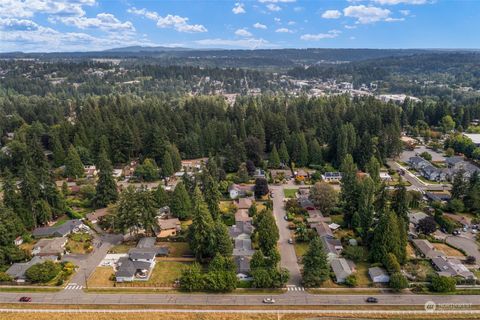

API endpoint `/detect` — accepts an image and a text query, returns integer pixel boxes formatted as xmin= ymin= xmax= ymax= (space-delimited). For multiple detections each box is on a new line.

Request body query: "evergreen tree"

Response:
xmin=302 ymin=237 xmax=329 ymax=287
xmin=255 ymin=209 xmax=279 ymax=256
xmin=94 ymin=150 xmax=118 ymax=208
xmin=155 ymin=186 xmax=170 ymax=208
xmin=370 ymin=210 xmax=406 ymax=265
xmin=203 ymin=172 xmax=221 ymax=220
xmin=162 ymin=150 xmax=174 ymax=178
xmin=340 ymin=154 xmax=358 ymax=227
xmin=308 ymin=139 xmax=323 ymax=166
xmin=188 ymin=187 xmax=215 ymax=261
xmin=213 ymin=219 xmax=233 ymax=257
xmin=268 ymin=145 xmax=280 ymax=169
xmin=451 ymin=169 xmax=467 ymax=200
xmin=278 ymin=140 xmax=289 ymax=165
xmin=170 ymin=182 xmax=192 ymax=220
xmin=64 ymin=145 xmax=84 ymax=178
xmin=365 ymin=156 xmax=381 ymax=187
xmin=357 ymin=176 xmax=375 ymax=240
xmin=51 ymin=134 xmax=64 ymax=168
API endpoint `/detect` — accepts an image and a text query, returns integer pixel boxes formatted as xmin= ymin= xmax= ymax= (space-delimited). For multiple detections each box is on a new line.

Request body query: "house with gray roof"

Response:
xmin=331 ymin=258 xmax=354 ymax=283
xmin=6 ymin=256 xmax=57 ymax=283
xmin=432 ymin=256 xmax=477 ymax=280
xmin=412 ymin=239 xmax=445 ymax=259
xmin=32 ymin=219 xmax=88 ymax=238
xmin=369 ymin=267 xmax=390 ymax=283
xmin=32 ymin=238 xmax=67 ymax=257
xmin=408 ymin=156 xmax=430 ymax=170
xmin=230 ymin=208 xmax=255 ymax=275
xmin=321 ymin=236 xmax=343 ymax=262
xmin=114 ymin=238 xmax=168 ymax=282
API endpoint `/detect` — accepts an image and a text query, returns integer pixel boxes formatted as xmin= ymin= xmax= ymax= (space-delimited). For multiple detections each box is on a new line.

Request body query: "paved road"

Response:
xmin=64 ymin=233 xmax=122 ymax=288
xmin=1 ymin=290 xmax=480 ymax=306
xmin=270 ymin=185 xmax=302 ymax=286
xmin=387 ymin=160 xmax=451 ymax=192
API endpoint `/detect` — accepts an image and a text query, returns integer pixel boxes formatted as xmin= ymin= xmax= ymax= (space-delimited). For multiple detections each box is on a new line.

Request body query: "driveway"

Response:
xmin=269 ymin=185 xmax=302 ymax=286
xmin=445 ymin=235 xmax=480 ymax=262
xmin=64 ymin=233 xmax=122 ymax=289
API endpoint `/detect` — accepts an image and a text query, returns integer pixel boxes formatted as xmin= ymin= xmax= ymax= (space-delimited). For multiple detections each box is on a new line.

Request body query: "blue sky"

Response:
xmin=0 ymin=0 xmax=478 ymax=52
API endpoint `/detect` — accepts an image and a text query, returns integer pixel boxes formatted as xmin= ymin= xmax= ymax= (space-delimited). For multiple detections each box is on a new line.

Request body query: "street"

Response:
xmin=270 ymin=184 xmax=302 ymax=286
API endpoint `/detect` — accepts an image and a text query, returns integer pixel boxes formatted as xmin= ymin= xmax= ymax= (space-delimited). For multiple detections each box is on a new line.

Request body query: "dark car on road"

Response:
xmin=366 ymin=297 xmax=378 ymax=303
xmin=19 ymin=297 xmax=31 ymax=302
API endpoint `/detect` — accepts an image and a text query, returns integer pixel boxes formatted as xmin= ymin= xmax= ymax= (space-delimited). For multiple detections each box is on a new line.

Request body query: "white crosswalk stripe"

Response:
xmin=286 ymin=286 xmax=304 ymax=292
xmin=64 ymin=284 xmax=83 ymax=290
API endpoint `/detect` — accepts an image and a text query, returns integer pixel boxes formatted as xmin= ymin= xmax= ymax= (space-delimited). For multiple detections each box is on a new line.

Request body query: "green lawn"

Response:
xmin=108 ymin=242 xmax=136 ymax=254
xmin=157 ymin=242 xmax=192 ymax=258
xmin=293 ymin=242 xmax=309 ymax=261
xmin=52 ymin=215 xmax=69 ymax=227
xmin=283 ymin=189 xmax=298 ymax=198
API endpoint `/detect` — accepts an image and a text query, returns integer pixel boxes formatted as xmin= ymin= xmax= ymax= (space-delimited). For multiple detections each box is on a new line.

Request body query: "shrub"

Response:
xmin=26 ymin=261 xmax=61 ymax=283
xmin=345 ymin=274 xmax=357 ymax=287
xmin=430 ymin=275 xmax=456 ymax=292
xmin=389 ymin=272 xmax=409 ymax=291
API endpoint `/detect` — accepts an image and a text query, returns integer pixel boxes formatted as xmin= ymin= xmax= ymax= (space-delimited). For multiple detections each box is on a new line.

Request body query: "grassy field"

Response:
xmin=0 ymin=287 xmax=61 ymax=293
xmin=108 ymin=242 xmax=136 ymax=254
xmin=116 ymin=261 xmax=191 ymax=288
xmin=293 ymin=242 xmax=308 ymax=260
xmin=87 ymin=267 xmax=115 ymax=287
xmin=283 ymin=189 xmax=298 ymax=198
xmin=353 ymin=263 xmax=372 ymax=287
xmin=432 ymin=243 xmax=465 ymax=258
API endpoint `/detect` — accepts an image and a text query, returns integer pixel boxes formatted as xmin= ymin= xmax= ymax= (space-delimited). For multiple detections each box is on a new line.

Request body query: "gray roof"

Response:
xmin=314 ymin=222 xmax=333 ymax=238
xmin=432 ymin=256 xmax=476 ymax=279
xmin=234 ymin=238 xmax=252 ymax=251
xmin=115 ymin=257 xmax=152 ymax=278
xmin=32 ymin=219 xmax=84 ymax=238
xmin=6 ymin=256 xmax=56 ymax=280
xmin=331 ymin=258 xmax=353 ymax=283
xmin=321 ymin=236 xmax=343 ymax=255
xmin=445 ymin=156 xmax=464 ymax=166
xmin=368 ymin=266 xmax=389 ymax=278
xmin=137 ymin=237 xmax=156 ymax=249
xmin=234 ymin=256 xmax=251 ymax=274
xmin=34 ymin=238 xmax=66 ymax=256
xmin=128 ymin=248 xmax=157 ymax=260
xmin=409 ymin=156 xmax=429 ymax=166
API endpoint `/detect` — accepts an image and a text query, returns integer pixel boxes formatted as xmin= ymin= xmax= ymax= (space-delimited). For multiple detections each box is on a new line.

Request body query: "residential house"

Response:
xmin=155 ymin=217 xmax=181 ymax=238
xmin=422 ymin=165 xmax=448 ymax=182
xmin=115 ymin=238 xmax=168 ymax=282
xmin=32 ymin=219 xmax=88 ymax=238
xmin=445 ymin=156 xmax=464 ymax=168
xmin=298 ymin=197 xmax=315 ymax=210
xmin=408 ymin=156 xmax=430 ymax=171
xmin=331 ymin=258 xmax=354 ymax=283
xmin=112 ymin=169 xmax=123 ymax=178
xmin=313 ymin=222 xmax=333 ymax=238
xmin=321 ymin=236 xmax=344 ymax=262
xmin=322 ymin=172 xmax=342 ymax=183
xmin=425 ymin=192 xmax=451 ymax=202
xmin=253 ymin=168 xmax=266 ymax=179
xmin=181 ymin=158 xmax=208 ymax=172
xmin=408 ymin=211 xmax=429 ymax=226
xmin=412 ymin=239 xmax=445 ymax=259
xmin=228 ymin=184 xmax=254 ymax=199
xmin=379 ymin=172 xmax=392 ymax=182
xmin=84 ymin=165 xmax=98 ymax=178
xmin=432 ymin=256 xmax=477 ymax=280
xmin=6 ymin=256 xmax=57 ymax=283
xmin=86 ymin=208 xmax=109 ymax=224
xmin=32 ymin=238 xmax=67 ymax=257
xmin=234 ymin=197 xmax=253 ymax=210
xmin=369 ymin=267 xmax=390 ymax=283
xmin=14 ymin=236 xmax=23 ymax=246
xmin=463 ymin=133 xmax=480 ymax=147
xmin=230 ymin=208 xmax=255 ymax=276
xmin=295 ymin=169 xmax=309 ymax=181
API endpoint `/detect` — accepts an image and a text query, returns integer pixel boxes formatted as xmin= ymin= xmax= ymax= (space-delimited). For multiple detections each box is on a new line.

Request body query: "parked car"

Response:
xmin=288 ymin=238 xmax=294 ymax=244
xmin=366 ymin=297 xmax=378 ymax=303
xmin=263 ymin=298 xmax=275 ymax=304
xmin=453 ymin=230 xmax=460 ymax=236
xmin=19 ymin=297 xmax=31 ymax=302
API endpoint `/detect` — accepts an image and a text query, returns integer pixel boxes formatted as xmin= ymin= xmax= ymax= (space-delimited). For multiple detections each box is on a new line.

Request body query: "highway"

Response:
xmin=1 ymin=290 xmax=480 ymax=306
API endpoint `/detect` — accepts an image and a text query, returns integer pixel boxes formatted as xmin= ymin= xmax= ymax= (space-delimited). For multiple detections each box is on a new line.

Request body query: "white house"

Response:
xmin=368 ymin=267 xmax=390 ymax=283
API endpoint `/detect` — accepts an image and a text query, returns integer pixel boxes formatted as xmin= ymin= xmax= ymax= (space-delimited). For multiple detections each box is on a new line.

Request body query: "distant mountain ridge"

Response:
xmin=103 ymin=46 xmax=193 ymax=52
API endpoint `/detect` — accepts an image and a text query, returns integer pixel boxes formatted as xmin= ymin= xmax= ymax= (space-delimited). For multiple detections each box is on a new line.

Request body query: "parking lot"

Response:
xmin=400 ymin=146 xmax=447 ymax=163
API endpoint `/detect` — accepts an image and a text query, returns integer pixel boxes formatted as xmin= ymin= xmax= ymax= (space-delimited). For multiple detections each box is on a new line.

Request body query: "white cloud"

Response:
xmin=194 ymin=37 xmax=271 ymax=49
xmin=293 ymin=6 xmax=304 ymax=12
xmin=322 ymin=10 xmax=342 ymax=19
xmin=275 ymin=27 xmax=293 ymax=33
xmin=52 ymin=13 xmax=134 ymax=32
xmin=300 ymin=30 xmax=341 ymax=41
xmin=235 ymin=28 xmax=252 ymax=37
xmin=343 ymin=5 xmax=391 ymax=24
xmin=266 ymin=4 xmax=281 ymax=11
xmin=0 ymin=17 xmax=152 ymax=52
xmin=129 ymin=7 xmax=207 ymax=33
xmin=0 ymin=0 xmax=95 ymax=18
xmin=274 ymin=17 xmax=281 ymax=22
xmin=253 ymin=22 xmax=267 ymax=29
xmin=373 ymin=0 xmax=428 ymax=5
xmin=232 ymin=3 xmax=246 ymax=14
xmin=385 ymin=17 xmax=405 ymax=22
xmin=287 ymin=20 xmax=296 ymax=25
xmin=400 ymin=9 xmax=410 ymax=16
xmin=344 ymin=25 xmax=357 ymax=29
